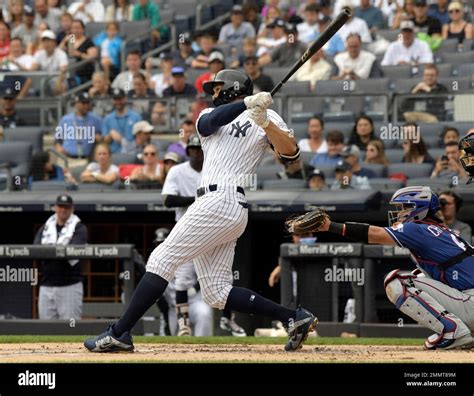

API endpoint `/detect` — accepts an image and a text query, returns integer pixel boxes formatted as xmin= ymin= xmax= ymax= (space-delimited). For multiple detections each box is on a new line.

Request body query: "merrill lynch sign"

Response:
xmin=57 ymin=246 xmax=120 ymax=257
xmin=288 ymin=244 xmax=356 ymax=256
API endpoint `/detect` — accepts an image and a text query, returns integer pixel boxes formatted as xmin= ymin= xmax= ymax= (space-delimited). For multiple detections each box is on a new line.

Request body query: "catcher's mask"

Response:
xmin=459 ymin=133 xmax=474 ymax=184
xmin=388 ymin=186 xmax=439 ymax=226
xmin=202 ymin=69 xmax=253 ymax=107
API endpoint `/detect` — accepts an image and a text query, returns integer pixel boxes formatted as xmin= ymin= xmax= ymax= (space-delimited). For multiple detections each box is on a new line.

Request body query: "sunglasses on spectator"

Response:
xmin=449 ymin=9 xmax=461 ymax=13
xmin=144 ymin=152 xmax=156 ymax=156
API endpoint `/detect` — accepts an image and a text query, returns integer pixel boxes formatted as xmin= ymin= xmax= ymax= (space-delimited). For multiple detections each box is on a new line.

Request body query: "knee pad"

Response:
xmin=383 ymin=269 xmax=415 ymax=306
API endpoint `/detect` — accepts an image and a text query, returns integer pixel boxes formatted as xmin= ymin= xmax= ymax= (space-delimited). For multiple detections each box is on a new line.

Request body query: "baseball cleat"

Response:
xmin=220 ymin=314 xmax=247 ymax=337
xmin=84 ymin=324 xmax=134 ymax=353
xmin=284 ymin=306 xmax=318 ymax=352
xmin=424 ymin=332 xmax=474 ymax=350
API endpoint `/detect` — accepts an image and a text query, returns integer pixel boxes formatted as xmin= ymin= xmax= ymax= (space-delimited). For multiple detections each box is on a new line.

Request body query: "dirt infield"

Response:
xmin=1 ymin=342 xmax=473 ymax=363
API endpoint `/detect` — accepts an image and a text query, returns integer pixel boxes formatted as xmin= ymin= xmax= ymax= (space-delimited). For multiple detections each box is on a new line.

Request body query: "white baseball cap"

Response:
xmin=132 ymin=121 xmax=154 ymax=135
xmin=41 ymin=30 xmax=57 ymax=41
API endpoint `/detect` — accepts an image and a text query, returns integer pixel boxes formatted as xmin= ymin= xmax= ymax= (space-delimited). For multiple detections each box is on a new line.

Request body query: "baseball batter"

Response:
xmin=288 ymin=186 xmax=474 ymax=350
xmin=85 ymin=69 xmax=318 ymax=352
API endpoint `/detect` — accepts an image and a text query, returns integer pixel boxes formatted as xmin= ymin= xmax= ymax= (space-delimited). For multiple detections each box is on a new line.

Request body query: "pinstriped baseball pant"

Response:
xmin=147 ymin=186 xmax=248 ymax=309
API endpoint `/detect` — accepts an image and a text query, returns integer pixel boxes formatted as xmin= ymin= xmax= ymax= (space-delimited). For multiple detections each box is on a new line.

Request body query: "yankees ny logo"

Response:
xmin=229 ymin=120 xmax=252 ymax=138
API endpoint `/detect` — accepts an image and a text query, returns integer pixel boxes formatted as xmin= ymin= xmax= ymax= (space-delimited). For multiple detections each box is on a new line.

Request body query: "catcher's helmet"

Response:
xmin=202 ymin=69 xmax=253 ymax=107
xmin=186 ymin=134 xmax=201 ymax=156
xmin=154 ymin=227 xmax=170 ymax=244
xmin=388 ymin=186 xmax=440 ymax=226
xmin=459 ymin=133 xmax=474 ymax=184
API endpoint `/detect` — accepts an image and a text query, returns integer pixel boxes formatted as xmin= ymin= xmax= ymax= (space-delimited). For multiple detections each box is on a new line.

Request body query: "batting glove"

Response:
xmin=244 ymin=92 xmax=273 ymax=109
xmin=248 ymin=106 xmax=270 ymax=128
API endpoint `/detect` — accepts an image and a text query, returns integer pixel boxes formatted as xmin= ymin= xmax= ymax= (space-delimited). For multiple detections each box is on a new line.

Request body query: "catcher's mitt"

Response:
xmin=285 ymin=208 xmax=329 ymax=234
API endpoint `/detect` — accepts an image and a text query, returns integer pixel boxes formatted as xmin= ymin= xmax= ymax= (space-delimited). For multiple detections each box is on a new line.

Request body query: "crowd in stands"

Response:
xmin=0 ymin=0 xmax=473 ymax=192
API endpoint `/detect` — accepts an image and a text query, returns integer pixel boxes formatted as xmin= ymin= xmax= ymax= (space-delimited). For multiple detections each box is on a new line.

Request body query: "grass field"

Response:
xmin=2 ymin=335 xmax=473 ymax=363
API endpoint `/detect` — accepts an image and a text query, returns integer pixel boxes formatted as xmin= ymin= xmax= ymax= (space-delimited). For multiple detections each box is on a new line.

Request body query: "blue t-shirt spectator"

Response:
xmin=428 ymin=4 xmax=450 ymax=25
xmin=354 ymin=5 xmax=385 ymax=30
xmin=103 ymin=108 xmax=142 ymax=153
xmin=93 ymin=31 xmax=124 ymax=70
xmin=310 ymin=153 xmax=343 ymax=167
xmin=57 ymin=112 xmax=103 ymax=157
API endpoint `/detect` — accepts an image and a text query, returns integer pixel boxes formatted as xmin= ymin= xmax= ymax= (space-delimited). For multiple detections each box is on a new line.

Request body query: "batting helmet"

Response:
xmin=388 ymin=186 xmax=440 ymax=226
xmin=154 ymin=227 xmax=170 ymax=244
xmin=202 ymin=69 xmax=253 ymax=107
xmin=459 ymin=133 xmax=474 ymax=184
xmin=186 ymin=134 xmax=201 ymax=156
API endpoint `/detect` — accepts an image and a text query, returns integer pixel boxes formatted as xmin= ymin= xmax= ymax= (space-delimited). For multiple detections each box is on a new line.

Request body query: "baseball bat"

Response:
xmin=270 ymin=7 xmax=352 ymax=96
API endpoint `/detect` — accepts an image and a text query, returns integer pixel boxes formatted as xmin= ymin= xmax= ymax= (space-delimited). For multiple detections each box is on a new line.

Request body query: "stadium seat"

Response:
xmin=388 ymin=163 xmax=433 ymax=178
xmin=377 ymin=29 xmax=399 ymax=42
xmin=291 ymin=122 xmax=309 ymax=140
xmin=355 ymin=78 xmax=390 ymax=94
xmin=437 ymin=76 xmax=472 ymax=92
xmin=439 ymin=51 xmax=474 ymax=66
xmin=264 ymin=67 xmax=288 ymax=83
xmin=172 ymin=0 xmax=199 ymax=16
xmin=0 ymin=142 xmax=32 ymax=177
xmin=457 ymin=64 xmax=474 ymax=77
xmin=415 ymin=63 xmax=453 ymax=77
xmin=322 ymin=111 xmax=355 ymax=123
xmin=185 ymin=68 xmax=203 ymax=85
xmin=85 ymin=22 xmax=107 ymax=39
xmin=256 ymin=164 xmax=284 ymax=183
xmin=30 ymin=181 xmax=69 ymax=191
xmin=384 ymin=149 xmax=404 ymax=163
xmin=428 ymin=148 xmax=445 ymax=161
xmin=315 ymin=80 xmax=350 ymax=95
xmin=3 ymin=128 xmax=44 ymax=154
xmin=362 ymin=163 xmax=387 ymax=177
xmin=78 ymin=182 xmax=122 ymax=191
xmin=120 ymin=21 xmax=151 ymax=40
xmin=381 ymin=65 xmax=413 ymax=80
xmin=112 ymin=153 xmax=138 ymax=165
xmin=280 ymin=81 xmax=311 ymax=95
xmin=367 ymin=178 xmax=404 ymax=191
xmin=393 ymin=78 xmax=420 ymax=94
xmin=437 ymin=39 xmax=460 ymax=54
xmin=262 ymin=179 xmax=307 ymax=190
xmin=445 ymin=122 xmax=473 ymax=134
xmin=160 ymin=8 xmax=176 ymax=24
xmin=406 ymin=177 xmax=452 ymax=190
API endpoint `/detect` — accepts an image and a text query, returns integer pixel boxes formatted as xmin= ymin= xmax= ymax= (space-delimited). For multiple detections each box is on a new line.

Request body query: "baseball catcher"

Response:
xmin=286 ymin=186 xmax=474 ymax=350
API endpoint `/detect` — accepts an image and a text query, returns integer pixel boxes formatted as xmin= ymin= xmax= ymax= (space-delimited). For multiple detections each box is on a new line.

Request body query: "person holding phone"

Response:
xmin=431 ymin=141 xmax=467 ymax=180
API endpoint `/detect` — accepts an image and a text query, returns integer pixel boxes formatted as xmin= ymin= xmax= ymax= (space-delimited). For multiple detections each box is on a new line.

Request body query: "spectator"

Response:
xmin=105 ymin=0 xmax=133 ymax=23
xmin=243 ymin=2 xmax=262 ymax=33
xmin=355 ymin=0 xmax=385 ymax=31
xmin=34 ymin=0 xmax=61 ymax=33
xmin=431 ymin=141 xmax=467 ymax=180
xmin=80 ymin=143 xmax=120 ymax=184
xmin=102 ymin=88 xmax=142 ymax=153
xmin=333 ymin=33 xmax=376 ymax=80
xmin=191 ymin=33 xmax=220 ymax=69
xmin=7 ymin=0 xmax=24 ymax=30
xmin=403 ymin=63 xmax=448 ymax=123
xmin=147 ymin=52 xmax=173 ymax=97
xmin=68 ymin=0 xmax=105 ymax=24
xmin=243 ymin=55 xmax=274 ymax=93
xmin=319 ymin=0 xmax=333 ymax=18
xmin=341 ymin=144 xmax=378 ymax=178
xmin=332 ymin=159 xmax=371 ymax=189
xmin=296 ymin=4 xmax=320 ymax=44
xmin=298 ymin=115 xmax=328 ymax=153
xmin=261 ymin=0 xmax=282 ymax=18
xmin=218 ymin=5 xmax=255 ymax=47
xmin=150 ymin=101 xmax=168 ymax=131
xmin=391 ymin=0 xmax=415 ymax=29
xmin=381 ymin=20 xmax=433 ymax=66
xmin=412 ymin=0 xmax=442 ymax=37
xmin=365 ymin=139 xmax=389 ymax=166
xmin=167 ymin=119 xmax=195 ymax=158
xmin=62 ymin=19 xmax=98 ymax=84
xmin=257 ymin=17 xmax=287 ymax=56
xmin=0 ymin=88 xmax=25 ymax=127
xmin=402 ymin=131 xmax=434 ymax=164
xmin=259 ymin=24 xmax=307 ymax=67
xmin=230 ymin=37 xmax=257 ymax=68
xmin=440 ymin=127 xmax=460 ymax=147
xmin=162 ymin=67 xmax=197 ymax=97
xmin=123 ymin=120 xmax=153 ymax=156
xmin=428 ymin=0 xmax=449 ymax=26
xmin=348 ymin=115 xmax=376 ymax=150
xmin=277 ymin=158 xmax=313 ymax=180
xmin=439 ymin=191 xmax=472 ymax=240
xmin=132 ymin=0 xmax=166 ymax=45
xmin=55 ymin=92 xmax=102 ymax=160
xmin=195 ymin=51 xmax=225 ymax=94
xmin=34 ymin=194 xmax=87 ymax=320
xmin=93 ymin=21 xmax=123 ymax=82
xmin=161 ymin=151 xmax=180 ymax=183
xmin=111 ymin=50 xmax=145 ymax=92
xmin=4 ymin=36 xmax=34 ymax=71
xmin=307 ymin=168 xmax=327 ymax=191
xmin=11 ymin=5 xmax=38 ymax=53
xmin=171 ymin=33 xmax=195 ymax=69
xmin=310 ymin=130 xmax=345 ymax=167
xmin=257 ymin=4 xmax=281 ymax=38
xmin=0 ymin=20 xmax=11 ymax=61
xmin=31 ymin=30 xmax=68 ymax=95
xmin=88 ymin=71 xmax=113 ymax=117
xmin=30 ymin=151 xmax=67 ymax=182
xmin=128 ymin=71 xmax=156 ymax=115
xmin=130 ymin=142 xmax=162 ymax=183
xmin=317 ymin=15 xmax=345 ymax=56
xmin=338 ymin=5 xmax=372 ymax=43
xmin=56 ymin=12 xmax=73 ymax=46
xmin=290 ymin=49 xmax=331 ymax=90
xmin=442 ymin=2 xmax=473 ymax=45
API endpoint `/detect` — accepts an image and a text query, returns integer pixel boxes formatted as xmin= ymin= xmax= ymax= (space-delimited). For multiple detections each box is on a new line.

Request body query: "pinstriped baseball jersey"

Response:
xmin=162 ymin=161 xmax=201 ymax=221
xmin=196 ymin=107 xmax=291 ymax=187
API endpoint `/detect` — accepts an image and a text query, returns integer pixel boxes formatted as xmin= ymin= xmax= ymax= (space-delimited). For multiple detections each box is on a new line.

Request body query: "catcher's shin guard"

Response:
xmin=384 ymin=269 xmax=470 ymax=340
